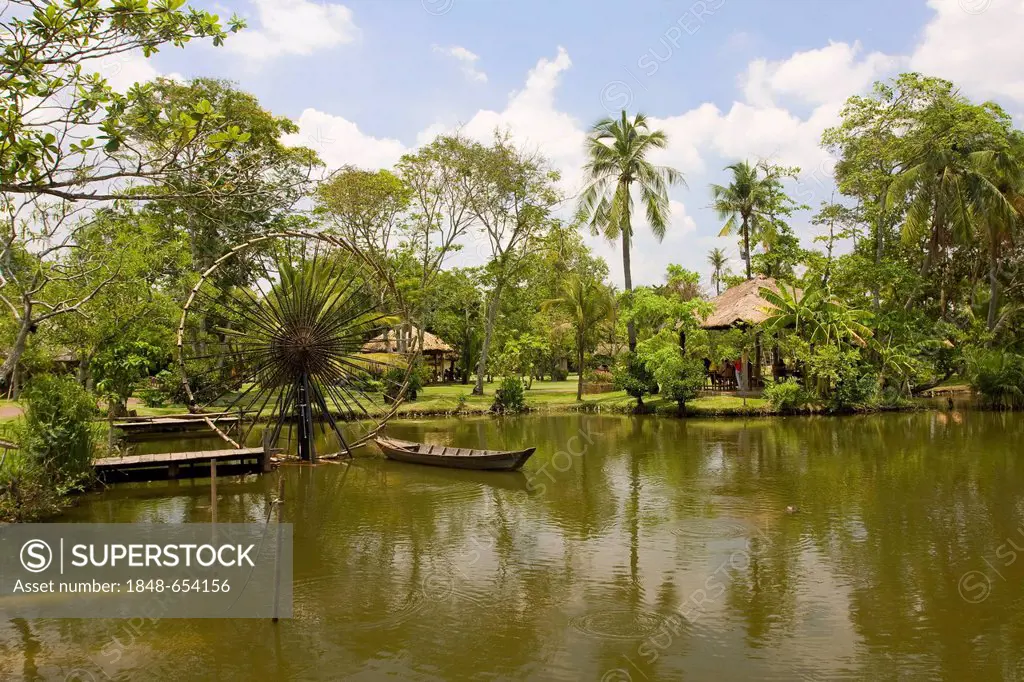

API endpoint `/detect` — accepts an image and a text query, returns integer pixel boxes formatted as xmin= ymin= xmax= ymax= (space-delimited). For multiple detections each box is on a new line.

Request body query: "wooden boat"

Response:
xmin=374 ymin=437 xmax=535 ymax=471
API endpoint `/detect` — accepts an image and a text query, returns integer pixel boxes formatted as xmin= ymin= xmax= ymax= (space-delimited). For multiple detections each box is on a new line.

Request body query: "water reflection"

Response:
xmin=1 ymin=411 xmax=1023 ymax=680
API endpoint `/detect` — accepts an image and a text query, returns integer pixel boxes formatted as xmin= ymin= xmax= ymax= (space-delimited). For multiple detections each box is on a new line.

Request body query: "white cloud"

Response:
xmin=87 ymin=53 xmax=160 ymax=92
xmin=458 ymin=47 xmax=587 ymax=192
xmin=910 ymin=0 xmax=1024 ymax=107
xmin=227 ymin=0 xmax=359 ymax=61
xmin=742 ymin=41 xmax=901 ymax=108
xmin=433 ymin=45 xmax=488 ymax=83
xmin=286 ymin=47 xmax=583 ymax=180
xmin=282 ymin=0 xmax=1024 ymax=283
xmin=283 ymin=109 xmax=407 ymax=170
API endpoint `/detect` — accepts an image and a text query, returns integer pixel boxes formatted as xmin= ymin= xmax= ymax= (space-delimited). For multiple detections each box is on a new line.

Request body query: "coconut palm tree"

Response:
xmin=544 ymin=273 xmax=614 ymax=401
xmin=710 ymin=161 xmax=773 ymax=280
xmin=969 ymin=144 xmax=1024 ymax=330
xmin=888 ymin=139 xmax=1021 ymax=319
xmin=707 ymin=247 xmax=729 ymax=295
xmin=577 ymin=111 xmax=685 ymax=351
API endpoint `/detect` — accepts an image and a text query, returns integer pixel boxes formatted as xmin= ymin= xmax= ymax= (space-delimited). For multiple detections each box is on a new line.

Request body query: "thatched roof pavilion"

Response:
xmin=361 ymin=326 xmax=455 ymax=356
xmin=699 ymin=276 xmax=795 ymax=330
xmin=362 ymin=326 xmax=459 ymax=382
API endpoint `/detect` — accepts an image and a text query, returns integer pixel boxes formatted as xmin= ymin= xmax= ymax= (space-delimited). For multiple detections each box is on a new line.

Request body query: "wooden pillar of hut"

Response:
xmin=754 ymin=332 xmax=762 ymax=386
xmin=740 ymin=348 xmax=750 ymax=392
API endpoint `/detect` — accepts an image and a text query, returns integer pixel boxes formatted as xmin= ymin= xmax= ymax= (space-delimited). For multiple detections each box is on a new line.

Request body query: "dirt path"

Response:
xmin=0 ymin=403 xmax=23 ymax=420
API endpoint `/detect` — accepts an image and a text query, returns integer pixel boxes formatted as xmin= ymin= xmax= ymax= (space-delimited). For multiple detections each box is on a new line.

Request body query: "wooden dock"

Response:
xmin=112 ymin=412 xmax=244 ymax=438
xmin=94 ymin=446 xmax=271 ymax=482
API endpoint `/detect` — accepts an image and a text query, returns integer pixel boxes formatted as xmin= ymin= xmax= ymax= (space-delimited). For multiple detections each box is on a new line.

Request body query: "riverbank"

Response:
xmin=0 ymin=377 xmax=964 ymax=426
xmin=390 ymin=381 xmax=772 ymax=417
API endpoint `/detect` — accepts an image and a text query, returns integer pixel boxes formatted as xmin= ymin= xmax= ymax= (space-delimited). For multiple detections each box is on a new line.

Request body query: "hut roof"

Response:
xmin=699 ymin=276 xmax=796 ymax=330
xmin=361 ymin=326 xmax=455 ymax=355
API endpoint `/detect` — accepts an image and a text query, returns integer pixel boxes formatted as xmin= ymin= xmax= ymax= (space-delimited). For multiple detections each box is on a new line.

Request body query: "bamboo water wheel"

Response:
xmin=177 ymin=231 xmax=417 ymax=461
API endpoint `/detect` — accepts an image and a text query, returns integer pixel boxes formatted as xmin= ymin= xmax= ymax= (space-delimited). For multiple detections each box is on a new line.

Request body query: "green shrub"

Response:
xmin=92 ymin=341 xmax=163 ymax=417
xmin=803 ymin=345 xmax=878 ymax=412
xmin=764 ymin=378 xmax=812 ymax=413
xmin=879 ymin=385 xmax=912 ymax=409
xmin=0 ymin=459 xmax=64 ymax=522
xmin=18 ymin=374 xmax=98 ymax=479
xmin=830 ymin=365 xmax=879 ymax=411
xmin=138 ymin=369 xmax=176 ymax=407
xmin=551 ymin=365 xmax=568 ymax=382
xmin=968 ymin=350 xmax=1024 ymax=409
xmin=383 ymin=363 xmax=423 ymax=402
xmin=613 ymin=352 xmax=658 ymax=409
xmin=491 ymin=376 xmax=526 ymax=414
xmin=1 ymin=375 xmax=100 ymax=520
xmin=647 ymin=349 xmax=704 ymax=415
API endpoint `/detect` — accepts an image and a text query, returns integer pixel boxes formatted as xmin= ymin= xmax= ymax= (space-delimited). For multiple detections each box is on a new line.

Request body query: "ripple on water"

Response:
xmin=569 ymin=610 xmax=666 ymax=640
xmin=404 ymin=482 xmax=482 ymax=506
xmin=669 ymin=518 xmax=754 ymax=542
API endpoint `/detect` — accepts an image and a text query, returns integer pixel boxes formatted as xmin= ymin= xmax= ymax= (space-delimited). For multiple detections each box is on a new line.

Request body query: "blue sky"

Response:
xmin=113 ymin=0 xmax=1024 ymax=288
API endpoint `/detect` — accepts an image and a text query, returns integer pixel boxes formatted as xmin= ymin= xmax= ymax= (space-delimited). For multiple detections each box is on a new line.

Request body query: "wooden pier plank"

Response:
xmin=94 ymin=447 xmax=266 ymax=471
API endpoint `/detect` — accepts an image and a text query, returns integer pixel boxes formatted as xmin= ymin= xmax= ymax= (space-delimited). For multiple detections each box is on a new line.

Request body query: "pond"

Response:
xmin=3 ymin=410 xmax=1024 ymax=680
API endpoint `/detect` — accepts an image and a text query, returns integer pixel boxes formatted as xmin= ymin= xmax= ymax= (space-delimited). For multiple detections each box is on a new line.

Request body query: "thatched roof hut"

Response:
xmin=699 ymin=276 xmax=796 ymax=330
xmin=361 ymin=326 xmax=456 ymax=357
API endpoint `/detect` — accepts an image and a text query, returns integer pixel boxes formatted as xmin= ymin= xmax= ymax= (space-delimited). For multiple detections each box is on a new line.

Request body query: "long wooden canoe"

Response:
xmin=374 ymin=437 xmax=535 ymax=471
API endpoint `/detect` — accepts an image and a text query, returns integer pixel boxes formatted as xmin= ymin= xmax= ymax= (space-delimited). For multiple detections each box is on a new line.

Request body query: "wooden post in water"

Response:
xmin=210 ymin=458 xmax=217 ymax=524
xmin=272 ymin=474 xmax=285 ymax=624
xmin=262 ymin=430 xmax=273 ymax=473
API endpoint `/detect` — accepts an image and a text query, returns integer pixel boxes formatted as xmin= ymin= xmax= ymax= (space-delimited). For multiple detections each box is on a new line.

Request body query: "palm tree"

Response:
xmin=970 ymin=144 xmax=1024 ymax=330
xmin=544 ymin=273 xmax=614 ymax=401
xmin=760 ymin=282 xmax=873 ymax=348
xmin=888 ymin=140 xmax=1021 ymax=319
xmin=710 ymin=161 xmax=773 ymax=280
xmin=577 ymin=111 xmax=685 ymax=352
xmin=707 ymin=247 xmax=729 ymax=295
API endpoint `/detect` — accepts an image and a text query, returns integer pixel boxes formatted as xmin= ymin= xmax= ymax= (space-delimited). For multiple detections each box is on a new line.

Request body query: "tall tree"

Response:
xmin=455 ymin=133 xmax=562 ymax=395
xmin=973 ymin=139 xmax=1024 ymax=330
xmin=885 ymin=86 xmax=1018 ymax=317
xmin=141 ymin=78 xmax=320 ymax=280
xmin=1 ymin=1 xmax=244 ymax=202
xmin=392 ymin=135 xmax=480 ymax=351
xmin=707 ymin=247 xmax=729 ymax=296
xmin=577 ymin=111 xmax=685 ymax=352
xmin=710 ymin=160 xmax=773 ymax=280
xmin=544 ymin=273 xmax=613 ymax=401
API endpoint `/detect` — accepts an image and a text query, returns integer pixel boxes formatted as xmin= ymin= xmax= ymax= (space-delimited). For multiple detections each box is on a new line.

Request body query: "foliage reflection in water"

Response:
xmin=2 ymin=411 xmax=1024 ymax=681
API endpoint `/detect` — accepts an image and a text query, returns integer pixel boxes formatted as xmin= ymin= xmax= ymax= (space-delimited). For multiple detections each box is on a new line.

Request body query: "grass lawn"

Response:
xmin=0 ymin=377 xmax=774 ymax=432
xmin=398 ymin=377 xmax=769 ymax=416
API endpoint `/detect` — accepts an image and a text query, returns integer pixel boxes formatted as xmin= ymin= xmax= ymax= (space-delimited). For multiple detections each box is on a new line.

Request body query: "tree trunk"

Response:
xmin=576 ymin=338 xmax=584 ymax=402
xmin=742 ymin=215 xmax=752 ymax=280
xmin=873 ymin=204 xmax=884 ymax=310
xmin=0 ymin=304 xmax=33 ymax=391
xmin=109 ymin=398 xmax=129 ymax=419
xmin=622 ymin=229 xmax=636 ymax=352
xmin=473 ymin=279 xmax=505 ymax=395
xmin=987 ymin=241 xmax=1000 ymax=331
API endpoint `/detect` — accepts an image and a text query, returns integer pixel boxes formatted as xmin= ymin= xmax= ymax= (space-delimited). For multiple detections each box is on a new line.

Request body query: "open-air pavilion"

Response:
xmin=699 ymin=276 xmax=796 ymax=392
xmin=361 ymin=326 xmax=459 ymax=383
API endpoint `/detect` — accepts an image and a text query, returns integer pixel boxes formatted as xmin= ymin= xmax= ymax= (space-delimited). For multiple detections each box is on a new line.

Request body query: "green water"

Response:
xmin=4 ymin=410 xmax=1024 ymax=681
